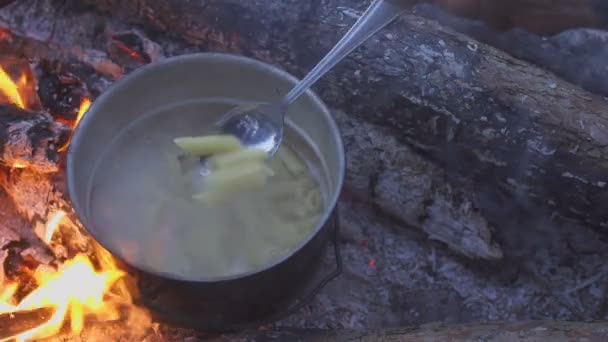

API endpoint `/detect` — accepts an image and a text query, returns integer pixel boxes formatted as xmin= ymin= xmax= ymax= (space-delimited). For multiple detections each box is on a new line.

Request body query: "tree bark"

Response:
xmin=85 ymin=0 xmax=608 ymax=230
xmin=0 ymin=104 xmax=70 ymax=173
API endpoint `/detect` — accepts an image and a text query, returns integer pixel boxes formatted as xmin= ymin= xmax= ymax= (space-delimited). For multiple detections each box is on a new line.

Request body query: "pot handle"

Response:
xmin=268 ymin=204 xmax=344 ymax=320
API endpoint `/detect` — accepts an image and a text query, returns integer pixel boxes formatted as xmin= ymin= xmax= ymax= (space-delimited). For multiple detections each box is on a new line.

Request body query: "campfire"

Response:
xmin=0 ymin=66 xmax=149 ymax=341
xmin=0 ymin=0 xmax=608 ymax=341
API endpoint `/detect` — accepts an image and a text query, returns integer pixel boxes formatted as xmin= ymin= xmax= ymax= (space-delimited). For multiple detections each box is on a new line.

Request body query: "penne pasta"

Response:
xmin=265 ymin=177 xmax=313 ymax=200
xmin=295 ymin=215 xmax=321 ymax=235
xmin=207 ymin=148 xmax=267 ymax=170
xmin=192 ymin=188 xmax=234 ymax=206
xmin=303 ymin=188 xmax=322 ymax=213
xmin=90 ymin=100 xmax=328 ymax=280
xmin=260 ymin=216 xmax=307 ymax=248
xmin=204 ymin=161 xmax=274 ymax=193
xmin=173 ymin=134 xmax=241 ymax=156
xmin=277 ymin=145 xmax=306 ymax=176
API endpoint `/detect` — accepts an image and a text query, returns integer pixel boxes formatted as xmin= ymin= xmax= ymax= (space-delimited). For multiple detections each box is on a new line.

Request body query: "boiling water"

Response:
xmin=87 ymin=99 xmax=325 ymax=280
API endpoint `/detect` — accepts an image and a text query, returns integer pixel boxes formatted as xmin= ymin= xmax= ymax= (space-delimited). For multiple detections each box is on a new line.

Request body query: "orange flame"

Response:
xmin=58 ymin=97 xmax=91 ymax=152
xmin=0 ymin=212 xmax=127 ymax=342
xmin=0 ymin=66 xmax=25 ymax=109
xmin=75 ymin=97 xmax=91 ymax=127
xmin=0 ymin=255 xmax=124 ymax=341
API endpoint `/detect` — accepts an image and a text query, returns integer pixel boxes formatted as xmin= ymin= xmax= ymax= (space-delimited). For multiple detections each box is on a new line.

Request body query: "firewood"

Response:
xmin=0 ymin=104 xmax=70 ymax=173
xmin=431 ymin=0 xmax=608 ymax=35
xmin=0 ymin=307 xmax=54 ymax=341
xmin=42 ymin=320 xmax=608 ymax=341
xmin=218 ymin=321 xmax=608 ymax=341
xmin=85 ymin=0 xmax=608 ymax=231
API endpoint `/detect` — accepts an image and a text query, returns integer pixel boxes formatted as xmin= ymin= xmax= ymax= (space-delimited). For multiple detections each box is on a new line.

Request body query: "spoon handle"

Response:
xmin=280 ymin=0 xmax=408 ymax=109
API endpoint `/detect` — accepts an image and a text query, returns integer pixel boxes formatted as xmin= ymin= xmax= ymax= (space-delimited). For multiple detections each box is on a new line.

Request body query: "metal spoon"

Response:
xmin=214 ymin=0 xmax=409 ymax=157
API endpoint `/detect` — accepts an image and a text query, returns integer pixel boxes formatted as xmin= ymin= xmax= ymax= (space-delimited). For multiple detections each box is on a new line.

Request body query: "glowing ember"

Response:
xmin=0 ymin=66 xmax=25 ymax=109
xmin=11 ymin=162 xmax=26 ymax=169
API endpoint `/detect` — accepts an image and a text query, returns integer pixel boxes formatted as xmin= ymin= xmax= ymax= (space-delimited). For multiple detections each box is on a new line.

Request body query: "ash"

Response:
xmin=277 ymin=111 xmax=608 ymax=328
xmin=1 ymin=0 xmax=608 ymax=340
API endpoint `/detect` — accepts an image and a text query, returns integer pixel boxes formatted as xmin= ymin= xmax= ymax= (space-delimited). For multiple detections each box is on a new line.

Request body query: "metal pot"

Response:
xmin=66 ymin=53 xmax=346 ymax=330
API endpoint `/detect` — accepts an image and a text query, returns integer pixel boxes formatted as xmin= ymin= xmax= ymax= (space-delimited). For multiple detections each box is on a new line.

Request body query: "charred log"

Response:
xmin=0 ymin=308 xmax=53 ymax=340
xmin=85 ymin=0 xmax=608 ymax=230
xmin=0 ymin=23 xmax=122 ymax=80
xmin=0 ymin=104 xmax=70 ymax=173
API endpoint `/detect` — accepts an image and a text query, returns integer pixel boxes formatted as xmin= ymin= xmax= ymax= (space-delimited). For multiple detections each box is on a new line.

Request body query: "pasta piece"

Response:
xmin=277 ymin=145 xmax=306 ymax=176
xmin=173 ymin=134 xmax=241 ymax=156
xmin=295 ymin=215 xmax=321 ymax=236
xmin=268 ymin=151 xmax=289 ymax=177
xmin=249 ymin=241 xmax=284 ymax=268
xmin=234 ymin=205 xmax=282 ymax=268
xmin=303 ymin=188 xmax=323 ymax=213
xmin=182 ymin=218 xmax=231 ymax=277
xmin=192 ymin=189 xmax=235 ymax=206
xmin=265 ymin=177 xmax=314 ymax=200
xmin=234 ymin=203 xmax=259 ymax=228
xmin=207 ymin=148 xmax=267 ymax=170
xmin=193 ymin=162 xmax=274 ymax=205
xmin=275 ymin=201 xmax=312 ymax=220
xmin=260 ymin=216 xmax=307 ymax=248
xmin=204 ymin=161 xmax=274 ymax=193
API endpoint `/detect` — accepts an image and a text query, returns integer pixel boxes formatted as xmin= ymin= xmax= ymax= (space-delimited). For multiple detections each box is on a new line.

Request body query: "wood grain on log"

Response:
xmin=85 ymin=0 xmax=608 ymax=230
xmin=0 ymin=104 xmax=69 ymax=173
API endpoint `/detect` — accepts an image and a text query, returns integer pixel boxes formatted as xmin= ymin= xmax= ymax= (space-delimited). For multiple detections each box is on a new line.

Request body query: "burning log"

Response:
xmin=86 ymin=0 xmax=608 ymax=230
xmin=0 ymin=104 xmax=70 ymax=173
xmin=0 ymin=307 xmax=53 ymax=340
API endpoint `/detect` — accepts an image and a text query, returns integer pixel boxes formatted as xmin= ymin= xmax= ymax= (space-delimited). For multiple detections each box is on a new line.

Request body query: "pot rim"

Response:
xmin=66 ymin=52 xmax=346 ymax=283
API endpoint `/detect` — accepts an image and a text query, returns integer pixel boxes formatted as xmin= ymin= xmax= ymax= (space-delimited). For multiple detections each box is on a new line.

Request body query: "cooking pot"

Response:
xmin=66 ymin=53 xmax=345 ymax=330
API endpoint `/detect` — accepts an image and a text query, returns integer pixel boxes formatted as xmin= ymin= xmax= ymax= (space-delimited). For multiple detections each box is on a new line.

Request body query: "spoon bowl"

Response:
xmin=215 ymin=103 xmax=284 ymax=156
